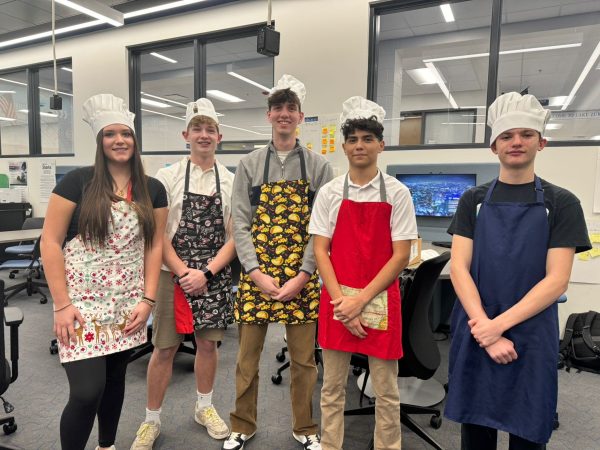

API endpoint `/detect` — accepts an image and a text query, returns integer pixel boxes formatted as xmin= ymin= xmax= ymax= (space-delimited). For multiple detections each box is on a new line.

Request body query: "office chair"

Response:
xmin=0 ymin=237 xmax=47 ymax=304
xmin=271 ymin=332 xmax=323 ymax=385
xmin=0 ymin=280 xmax=24 ymax=435
xmin=5 ymin=218 xmax=45 ymax=279
xmin=345 ymin=252 xmax=451 ymax=450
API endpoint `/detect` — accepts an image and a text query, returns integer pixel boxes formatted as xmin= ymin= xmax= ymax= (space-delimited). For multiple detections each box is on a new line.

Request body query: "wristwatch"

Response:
xmin=202 ymin=267 xmax=214 ymax=280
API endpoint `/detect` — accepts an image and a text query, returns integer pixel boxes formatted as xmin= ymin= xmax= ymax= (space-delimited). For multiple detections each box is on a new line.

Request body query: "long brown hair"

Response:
xmin=78 ymin=129 xmax=155 ymax=249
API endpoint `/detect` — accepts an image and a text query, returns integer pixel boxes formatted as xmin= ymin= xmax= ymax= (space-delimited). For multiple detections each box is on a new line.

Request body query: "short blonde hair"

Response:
xmin=187 ymin=115 xmax=220 ymax=133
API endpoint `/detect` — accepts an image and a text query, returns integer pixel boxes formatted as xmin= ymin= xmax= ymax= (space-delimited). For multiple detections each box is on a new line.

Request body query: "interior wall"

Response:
xmin=0 ymin=0 xmax=598 ymax=325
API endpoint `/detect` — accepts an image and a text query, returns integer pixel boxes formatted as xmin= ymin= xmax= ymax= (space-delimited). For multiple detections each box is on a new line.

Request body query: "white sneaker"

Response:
xmin=293 ymin=432 xmax=322 ymax=450
xmin=221 ymin=431 xmax=256 ymax=450
xmin=130 ymin=421 xmax=160 ymax=450
xmin=195 ymin=404 xmax=230 ymax=439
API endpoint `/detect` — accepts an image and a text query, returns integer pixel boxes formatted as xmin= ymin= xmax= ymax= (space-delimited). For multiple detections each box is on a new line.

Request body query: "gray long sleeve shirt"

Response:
xmin=232 ymin=140 xmax=334 ymax=274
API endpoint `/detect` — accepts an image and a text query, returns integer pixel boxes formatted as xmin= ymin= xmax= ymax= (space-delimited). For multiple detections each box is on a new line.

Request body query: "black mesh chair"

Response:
xmin=0 ymin=280 xmax=24 ymax=435
xmin=4 ymin=218 xmax=45 ymax=280
xmin=0 ymin=237 xmax=47 ymax=305
xmin=345 ymin=252 xmax=451 ymax=450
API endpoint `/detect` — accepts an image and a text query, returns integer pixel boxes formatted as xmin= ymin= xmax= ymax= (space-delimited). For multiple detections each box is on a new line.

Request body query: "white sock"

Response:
xmin=197 ymin=390 xmax=213 ymax=409
xmin=145 ymin=407 xmax=161 ymax=425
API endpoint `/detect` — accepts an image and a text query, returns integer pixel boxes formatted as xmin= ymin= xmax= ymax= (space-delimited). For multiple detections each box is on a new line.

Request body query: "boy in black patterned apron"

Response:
xmin=132 ymin=99 xmax=237 ymax=449
xmin=224 ymin=75 xmax=333 ymax=450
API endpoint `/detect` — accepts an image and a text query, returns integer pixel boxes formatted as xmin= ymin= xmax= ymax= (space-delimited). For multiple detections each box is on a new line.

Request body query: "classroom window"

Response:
xmin=498 ymin=0 xmax=600 ymax=142
xmin=373 ymin=1 xmax=492 ymax=147
xmin=0 ymin=70 xmax=29 ymax=155
xmin=39 ymin=64 xmax=73 ymax=154
xmin=130 ymin=27 xmax=274 ymax=154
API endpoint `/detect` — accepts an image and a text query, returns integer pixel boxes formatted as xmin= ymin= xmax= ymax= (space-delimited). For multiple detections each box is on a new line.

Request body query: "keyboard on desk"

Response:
xmin=431 ymin=241 xmax=452 ymax=248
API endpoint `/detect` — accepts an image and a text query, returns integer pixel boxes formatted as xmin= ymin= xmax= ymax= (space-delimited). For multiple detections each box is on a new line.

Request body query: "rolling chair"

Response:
xmin=4 ymin=218 xmax=45 ymax=280
xmin=345 ymin=252 xmax=450 ymax=450
xmin=271 ymin=330 xmax=323 ymax=385
xmin=0 ymin=280 xmax=24 ymax=435
xmin=0 ymin=237 xmax=47 ymax=305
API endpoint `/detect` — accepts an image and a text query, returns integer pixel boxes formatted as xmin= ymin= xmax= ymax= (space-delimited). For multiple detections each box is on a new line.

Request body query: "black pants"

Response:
xmin=60 ymin=350 xmax=132 ymax=450
xmin=461 ymin=423 xmax=546 ymax=450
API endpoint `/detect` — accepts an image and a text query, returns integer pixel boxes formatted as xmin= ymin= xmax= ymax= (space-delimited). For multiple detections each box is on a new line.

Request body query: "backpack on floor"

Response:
xmin=558 ymin=311 xmax=600 ymax=374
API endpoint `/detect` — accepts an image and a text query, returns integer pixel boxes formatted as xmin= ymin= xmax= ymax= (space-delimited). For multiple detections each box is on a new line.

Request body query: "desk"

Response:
xmin=0 ymin=229 xmax=42 ymax=244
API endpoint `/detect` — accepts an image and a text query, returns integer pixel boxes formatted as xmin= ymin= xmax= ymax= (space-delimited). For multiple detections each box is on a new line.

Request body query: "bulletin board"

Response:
xmin=298 ymin=114 xmax=340 ymax=156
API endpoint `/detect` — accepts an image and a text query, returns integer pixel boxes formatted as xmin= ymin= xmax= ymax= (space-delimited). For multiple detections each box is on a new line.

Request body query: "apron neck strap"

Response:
xmin=343 ymin=171 xmax=387 ymax=201
xmin=184 ymin=159 xmax=220 ymax=194
xmin=484 ymin=176 xmax=544 ymax=203
xmin=263 ymin=146 xmax=307 ymax=184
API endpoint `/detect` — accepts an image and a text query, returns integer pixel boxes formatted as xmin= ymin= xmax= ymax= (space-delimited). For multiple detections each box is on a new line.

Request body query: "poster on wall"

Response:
xmin=570 ymin=218 xmax=600 ymax=284
xmin=593 ymin=149 xmax=600 ymax=213
xmin=40 ymin=160 xmax=56 ymax=203
xmin=8 ymin=160 xmax=28 ymax=202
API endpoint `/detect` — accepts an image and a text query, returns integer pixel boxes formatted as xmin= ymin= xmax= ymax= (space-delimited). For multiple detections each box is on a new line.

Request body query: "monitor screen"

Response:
xmin=396 ymin=173 xmax=476 ymax=217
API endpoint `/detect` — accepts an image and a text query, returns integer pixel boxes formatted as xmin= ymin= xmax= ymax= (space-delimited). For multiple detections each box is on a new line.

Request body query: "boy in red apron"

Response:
xmin=309 ymin=96 xmax=418 ymax=450
xmin=225 ymin=75 xmax=333 ymax=450
xmin=132 ymin=99 xmax=237 ymax=449
xmin=445 ymin=92 xmax=591 ymax=449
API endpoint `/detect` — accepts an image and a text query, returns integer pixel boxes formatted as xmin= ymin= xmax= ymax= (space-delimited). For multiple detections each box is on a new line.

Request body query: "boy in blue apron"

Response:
xmin=224 ymin=75 xmax=333 ymax=450
xmin=309 ymin=97 xmax=418 ymax=450
xmin=131 ymin=99 xmax=236 ymax=449
xmin=445 ymin=92 xmax=591 ymax=449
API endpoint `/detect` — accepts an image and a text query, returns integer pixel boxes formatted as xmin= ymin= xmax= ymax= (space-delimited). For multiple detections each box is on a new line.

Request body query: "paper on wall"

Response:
xmin=570 ymin=218 xmax=600 ymax=284
xmin=40 ymin=160 xmax=56 ymax=203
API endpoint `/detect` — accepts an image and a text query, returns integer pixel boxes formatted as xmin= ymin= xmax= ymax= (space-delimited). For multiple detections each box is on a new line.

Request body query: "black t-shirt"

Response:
xmin=447 ymin=178 xmax=591 ymax=253
xmin=52 ymin=166 xmax=168 ymax=242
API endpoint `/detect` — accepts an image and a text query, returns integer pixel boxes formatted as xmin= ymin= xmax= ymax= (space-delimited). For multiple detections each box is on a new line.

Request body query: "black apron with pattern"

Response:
xmin=235 ymin=149 xmax=320 ymax=324
xmin=172 ymin=160 xmax=233 ymax=329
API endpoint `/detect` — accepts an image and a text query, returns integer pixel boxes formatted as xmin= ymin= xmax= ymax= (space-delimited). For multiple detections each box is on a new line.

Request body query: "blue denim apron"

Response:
xmin=445 ymin=176 xmax=557 ymax=444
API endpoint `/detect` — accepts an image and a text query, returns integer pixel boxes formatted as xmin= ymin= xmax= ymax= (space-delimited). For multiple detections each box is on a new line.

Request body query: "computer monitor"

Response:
xmin=396 ymin=173 xmax=476 ymax=217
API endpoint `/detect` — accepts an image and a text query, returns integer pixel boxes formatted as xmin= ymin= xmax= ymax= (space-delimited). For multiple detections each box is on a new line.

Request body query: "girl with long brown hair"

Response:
xmin=41 ymin=94 xmax=167 ymax=450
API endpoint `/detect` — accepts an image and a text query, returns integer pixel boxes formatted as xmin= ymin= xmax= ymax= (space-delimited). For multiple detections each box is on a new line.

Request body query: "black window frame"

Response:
xmin=0 ymin=57 xmax=73 ymax=158
xmin=369 ymin=0 xmax=597 ymax=149
xmin=128 ymin=23 xmax=274 ymax=155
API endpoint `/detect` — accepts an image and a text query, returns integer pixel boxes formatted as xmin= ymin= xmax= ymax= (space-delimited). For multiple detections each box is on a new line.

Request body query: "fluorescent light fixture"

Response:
xmin=18 ymin=109 xmax=59 ymax=118
xmin=406 ymin=68 xmax=438 ymax=85
xmin=124 ymin=0 xmax=208 ymax=19
xmin=0 ymin=78 xmax=27 ymax=87
xmin=141 ymin=98 xmax=170 ymax=108
xmin=442 ymin=122 xmax=485 ymax=125
xmin=227 ymin=71 xmax=271 ymax=91
xmin=0 ymin=117 xmax=16 ymax=122
xmin=561 ymin=40 xmax=600 ymax=110
xmin=459 ymin=105 xmax=486 ymax=109
xmin=547 ymin=96 xmax=568 ymax=107
xmin=590 ymin=135 xmax=600 ymax=140
xmin=207 ymin=90 xmax=245 ymax=103
xmin=0 ymin=90 xmax=16 ymax=94
xmin=61 ymin=67 xmax=73 ymax=73
xmin=424 ymin=62 xmax=458 ymax=109
xmin=141 ymin=108 xmax=185 ymax=121
xmin=423 ymin=43 xmax=582 ymax=63
xmin=54 ymin=0 xmax=124 ymax=27
xmin=440 ymin=4 xmax=455 ymax=23
xmin=150 ymin=52 xmax=178 ymax=64
xmin=219 ymin=123 xmax=270 ymax=136
xmin=545 ymin=123 xmax=563 ymax=130
xmin=0 ymin=19 xmax=103 ymax=49
xmin=141 ymin=91 xmax=224 ymax=116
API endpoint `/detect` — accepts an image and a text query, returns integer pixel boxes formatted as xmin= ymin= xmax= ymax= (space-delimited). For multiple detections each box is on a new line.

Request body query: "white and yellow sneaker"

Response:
xmin=195 ymin=404 xmax=230 ymax=439
xmin=130 ymin=421 xmax=160 ymax=450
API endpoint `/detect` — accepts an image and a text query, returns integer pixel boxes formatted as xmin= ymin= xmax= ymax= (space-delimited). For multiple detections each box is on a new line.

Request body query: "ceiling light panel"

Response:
xmin=440 ymin=4 xmax=455 ymax=23
xmin=150 ymin=52 xmax=178 ymax=64
xmin=406 ymin=68 xmax=438 ymax=85
xmin=141 ymin=98 xmax=171 ymax=108
xmin=54 ymin=0 xmax=124 ymax=27
xmin=207 ymin=90 xmax=245 ymax=103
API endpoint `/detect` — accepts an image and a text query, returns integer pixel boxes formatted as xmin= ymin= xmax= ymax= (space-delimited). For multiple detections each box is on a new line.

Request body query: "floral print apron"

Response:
xmin=59 ymin=198 xmax=146 ymax=363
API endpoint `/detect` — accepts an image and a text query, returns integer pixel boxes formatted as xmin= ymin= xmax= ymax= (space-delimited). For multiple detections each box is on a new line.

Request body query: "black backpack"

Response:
xmin=558 ymin=311 xmax=600 ymax=374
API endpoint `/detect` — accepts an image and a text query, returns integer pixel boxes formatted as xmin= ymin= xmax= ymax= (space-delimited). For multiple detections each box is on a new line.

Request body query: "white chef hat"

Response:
xmin=488 ymin=92 xmax=550 ymax=144
xmin=270 ymin=74 xmax=306 ymax=105
xmin=339 ymin=96 xmax=386 ymax=126
xmin=185 ymin=98 xmax=219 ymax=127
xmin=82 ymin=93 xmax=135 ymax=138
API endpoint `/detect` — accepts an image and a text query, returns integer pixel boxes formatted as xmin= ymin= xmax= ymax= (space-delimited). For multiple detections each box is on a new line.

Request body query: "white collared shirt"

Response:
xmin=155 ymin=157 xmax=235 ymax=242
xmin=309 ymin=170 xmax=418 ymax=241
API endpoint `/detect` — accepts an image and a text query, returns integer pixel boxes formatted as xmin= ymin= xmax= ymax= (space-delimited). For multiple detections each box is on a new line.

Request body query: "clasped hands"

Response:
xmin=250 ymin=270 xmax=309 ymax=303
xmin=178 ymin=268 xmax=208 ymax=296
xmin=332 ymin=294 xmax=369 ymax=339
xmin=468 ymin=317 xmax=518 ymax=365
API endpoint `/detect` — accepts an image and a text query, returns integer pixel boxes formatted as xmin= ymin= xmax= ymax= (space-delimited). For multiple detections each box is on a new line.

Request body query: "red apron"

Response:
xmin=318 ymin=172 xmax=402 ymax=360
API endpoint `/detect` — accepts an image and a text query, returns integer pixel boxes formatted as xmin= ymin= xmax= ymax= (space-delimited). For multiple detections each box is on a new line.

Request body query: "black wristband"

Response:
xmin=202 ymin=267 xmax=214 ymax=280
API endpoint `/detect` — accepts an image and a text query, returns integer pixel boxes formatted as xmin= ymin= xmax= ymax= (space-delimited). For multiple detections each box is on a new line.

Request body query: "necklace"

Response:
xmin=115 ymin=179 xmax=130 ymax=198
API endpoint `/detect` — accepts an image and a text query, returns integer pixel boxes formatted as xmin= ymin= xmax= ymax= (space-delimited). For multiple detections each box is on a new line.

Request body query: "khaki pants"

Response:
xmin=321 ymin=349 xmax=401 ymax=450
xmin=230 ymin=322 xmax=318 ymax=435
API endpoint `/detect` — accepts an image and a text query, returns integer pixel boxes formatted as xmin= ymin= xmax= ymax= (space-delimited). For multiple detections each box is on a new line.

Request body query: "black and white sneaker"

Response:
xmin=222 ymin=431 xmax=255 ymax=450
xmin=293 ymin=432 xmax=322 ymax=450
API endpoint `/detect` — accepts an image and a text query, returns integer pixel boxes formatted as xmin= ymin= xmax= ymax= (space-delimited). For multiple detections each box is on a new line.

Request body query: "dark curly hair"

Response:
xmin=341 ymin=116 xmax=384 ymax=141
xmin=268 ymin=88 xmax=301 ymax=111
